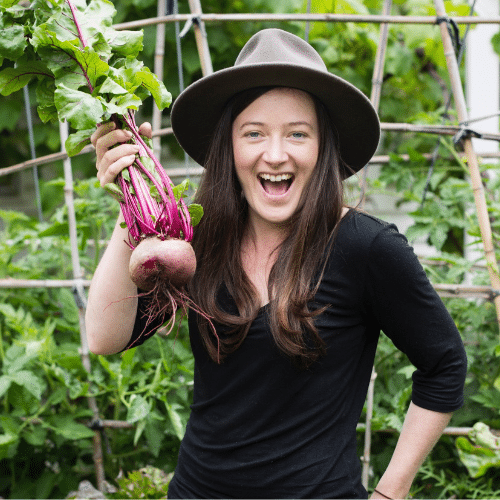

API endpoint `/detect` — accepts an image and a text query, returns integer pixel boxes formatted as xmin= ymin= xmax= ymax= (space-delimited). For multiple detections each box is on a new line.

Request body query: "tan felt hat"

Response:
xmin=170 ymin=28 xmax=380 ymax=175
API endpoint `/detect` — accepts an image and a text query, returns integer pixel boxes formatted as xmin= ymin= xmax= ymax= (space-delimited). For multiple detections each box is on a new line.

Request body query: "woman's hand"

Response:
xmin=91 ymin=121 xmax=152 ymax=186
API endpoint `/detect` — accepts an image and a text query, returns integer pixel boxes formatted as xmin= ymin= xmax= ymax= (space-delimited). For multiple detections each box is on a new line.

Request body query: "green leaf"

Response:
xmin=36 ymin=78 xmax=58 ymax=123
xmin=396 ymin=365 xmax=416 ymax=380
xmin=133 ymin=418 xmax=147 ymax=446
xmin=165 ymin=401 xmax=185 ymax=440
xmin=188 ymin=204 xmax=204 ymax=227
xmin=173 ymin=179 xmax=190 ymax=201
xmin=456 ymin=436 xmax=500 ymax=478
xmin=492 ymin=32 xmax=500 ymax=57
xmin=81 ymin=0 xmax=116 ymax=35
xmin=0 ymin=375 xmax=11 ymax=398
xmin=32 ymin=27 xmax=109 ymax=89
xmin=104 ymin=182 xmax=124 ymax=202
xmin=144 ymin=417 xmax=164 ymax=458
xmin=31 ymin=26 xmax=79 ymax=60
xmin=23 ymin=425 xmax=48 ymax=447
xmin=40 ymin=0 xmax=114 ymax=49
xmin=106 ymin=29 xmax=143 ymax=57
xmin=49 ymin=415 xmax=96 ymax=440
xmin=31 ymin=0 xmax=66 ymax=24
xmin=97 ymin=77 xmax=128 ymax=95
xmin=54 ymin=84 xmax=105 ymax=129
xmin=126 ymin=394 xmax=151 ymax=424
xmin=0 ymin=96 xmax=22 ymax=131
xmin=73 ymin=48 xmax=110 ymax=89
xmin=0 ymin=20 xmax=26 ymax=61
xmin=470 ymin=422 xmax=500 ymax=450
xmin=134 ymin=67 xmax=172 ymax=110
xmin=104 ymin=92 xmax=142 ymax=116
xmin=494 ymin=372 xmax=500 ymax=393
xmin=38 ymin=221 xmax=69 ymax=237
xmin=0 ymin=0 xmax=23 ymax=8
xmin=10 ymin=370 xmax=45 ymax=399
xmin=0 ymin=62 xmax=53 ymax=96
xmin=430 ymin=222 xmax=449 ymax=250
xmin=65 ymin=128 xmax=94 ymax=157
xmin=0 ymin=432 xmax=19 ymax=460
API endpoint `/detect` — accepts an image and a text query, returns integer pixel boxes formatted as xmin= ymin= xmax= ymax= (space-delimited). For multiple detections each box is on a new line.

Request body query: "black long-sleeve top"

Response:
xmin=128 ymin=209 xmax=467 ymax=499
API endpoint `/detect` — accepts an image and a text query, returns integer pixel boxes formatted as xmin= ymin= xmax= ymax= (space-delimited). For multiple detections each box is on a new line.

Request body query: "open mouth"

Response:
xmin=258 ymin=173 xmax=294 ymax=196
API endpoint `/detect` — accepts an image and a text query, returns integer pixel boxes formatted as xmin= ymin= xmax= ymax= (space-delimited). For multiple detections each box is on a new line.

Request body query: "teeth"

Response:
xmin=259 ymin=173 xmax=293 ymax=182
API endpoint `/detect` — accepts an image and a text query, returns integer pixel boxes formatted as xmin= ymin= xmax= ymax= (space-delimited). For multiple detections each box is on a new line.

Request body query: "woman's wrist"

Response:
xmin=373 ymin=488 xmax=393 ymax=499
xmin=371 ymin=481 xmax=409 ymax=500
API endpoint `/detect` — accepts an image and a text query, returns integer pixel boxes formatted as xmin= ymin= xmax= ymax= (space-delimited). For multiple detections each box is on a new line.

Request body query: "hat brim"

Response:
xmin=170 ymin=62 xmax=380 ymax=174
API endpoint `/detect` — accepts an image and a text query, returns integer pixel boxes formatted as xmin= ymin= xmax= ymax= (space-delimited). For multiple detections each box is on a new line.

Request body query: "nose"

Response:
xmin=262 ymin=137 xmax=288 ymax=167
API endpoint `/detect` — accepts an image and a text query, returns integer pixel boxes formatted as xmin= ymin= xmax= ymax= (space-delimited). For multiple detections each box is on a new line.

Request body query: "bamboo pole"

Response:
xmin=2 ymin=279 xmax=495 ymax=299
xmin=380 ymin=122 xmax=500 ymax=141
xmin=4 ymin=123 xmax=500 ymax=178
xmin=356 ymin=424 xmax=474 ymax=436
xmin=362 ymin=0 xmax=392 ymax=489
xmin=187 ymin=0 xmax=213 ymax=76
xmin=0 ymin=128 xmax=171 ymax=178
xmin=360 ymin=0 xmax=393 ymax=204
xmin=0 ymin=279 xmax=92 ymax=288
xmin=113 ymin=14 xmax=500 ymax=31
xmin=5 ymin=146 xmax=500 ymax=179
xmin=370 ymin=1 xmax=392 ymax=111
xmin=59 ymin=122 xmax=106 ymax=492
xmin=95 ymin=419 xmax=475 ymax=436
xmin=152 ymin=0 xmax=167 ymax=153
xmin=434 ymin=0 xmax=500 ymax=330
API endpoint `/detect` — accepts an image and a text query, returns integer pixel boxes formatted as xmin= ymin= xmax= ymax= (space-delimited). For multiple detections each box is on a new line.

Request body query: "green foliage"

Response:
xmin=456 ymin=429 xmax=500 ymax=479
xmin=108 ymin=466 xmax=172 ymax=499
xmin=1 ymin=0 xmax=499 ymax=498
xmin=0 ymin=178 xmax=192 ymax=499
xmin=411 ymin=459 xmax=500 ymax=499
xmin=364 ymin=143 xmax=500 ymax=497
xmin=0 ymin=0 xmax=171 ymax=155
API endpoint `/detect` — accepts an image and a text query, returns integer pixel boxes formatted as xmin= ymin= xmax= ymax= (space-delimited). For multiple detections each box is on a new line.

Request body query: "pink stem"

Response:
xmin=65 ymin=0 xmax=94 ymax=93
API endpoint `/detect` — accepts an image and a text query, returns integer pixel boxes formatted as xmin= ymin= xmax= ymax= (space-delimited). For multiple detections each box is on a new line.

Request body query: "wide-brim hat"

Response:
xmin=170 ymin=28 xmax=380 ymax=176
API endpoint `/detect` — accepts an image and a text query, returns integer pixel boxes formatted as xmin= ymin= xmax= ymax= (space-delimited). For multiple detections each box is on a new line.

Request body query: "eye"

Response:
xmin=246 ymin=131 xmax=261 ymax=138
xmin=291 ymin=132 xmax=306 ymax=139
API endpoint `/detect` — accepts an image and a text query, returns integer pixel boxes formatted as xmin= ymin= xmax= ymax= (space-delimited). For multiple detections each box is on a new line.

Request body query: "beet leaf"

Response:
xmin=0 ymin=0 xmax=202 ymax=246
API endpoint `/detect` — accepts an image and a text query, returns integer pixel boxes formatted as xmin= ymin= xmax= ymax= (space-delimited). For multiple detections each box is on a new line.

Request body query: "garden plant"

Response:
xmin=0 ymin=0 xmax=500 ymax=498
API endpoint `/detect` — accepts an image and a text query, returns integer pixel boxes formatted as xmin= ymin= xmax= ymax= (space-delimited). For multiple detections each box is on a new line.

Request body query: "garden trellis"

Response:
xmin=1 ymin=0 xmax=500 ymax=493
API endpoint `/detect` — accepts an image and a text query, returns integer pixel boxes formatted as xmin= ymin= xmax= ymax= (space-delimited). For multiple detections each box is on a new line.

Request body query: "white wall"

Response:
xmin=465 ymin=0 xmax=499 ymax=267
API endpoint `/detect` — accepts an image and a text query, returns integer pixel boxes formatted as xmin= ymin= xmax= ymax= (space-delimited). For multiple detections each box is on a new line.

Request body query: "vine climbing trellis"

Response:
xmin=1 ymin=0 xmax=499 ymax=493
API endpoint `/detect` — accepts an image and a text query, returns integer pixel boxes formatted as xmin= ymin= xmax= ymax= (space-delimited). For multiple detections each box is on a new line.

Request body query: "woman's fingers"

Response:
xmin=97 ymin=151 xmax=138 ymax=186
xmin=138 ymin=122 xmax=153 ymax=139
xmin=91 ymin=121 xmax=115 ymax=148
xmin=92 ymin=121 xmax=152 ymax=186
xmin=97 ymin=143 xmax=140 ymax=185
xmin=95 ymin=129 xmax=133 ymax=162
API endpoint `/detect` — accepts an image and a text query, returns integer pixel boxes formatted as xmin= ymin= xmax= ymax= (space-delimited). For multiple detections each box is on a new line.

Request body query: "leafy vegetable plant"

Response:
xmin=0 ymin=0 xmax=204 ymax=327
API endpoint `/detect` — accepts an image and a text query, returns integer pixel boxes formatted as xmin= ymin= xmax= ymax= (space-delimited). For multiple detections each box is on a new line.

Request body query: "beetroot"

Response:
xmin=129 ymin=237 xmax=197 ymax=290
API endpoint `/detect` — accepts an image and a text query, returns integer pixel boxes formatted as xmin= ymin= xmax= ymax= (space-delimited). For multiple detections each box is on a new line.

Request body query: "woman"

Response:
xmin=86 ymin=29 xmax=467 ymax=499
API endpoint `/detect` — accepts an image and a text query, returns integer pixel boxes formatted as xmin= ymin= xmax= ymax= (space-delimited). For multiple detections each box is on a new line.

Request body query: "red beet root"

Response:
xmin=129 ymin=237 xmax=196 ymax=291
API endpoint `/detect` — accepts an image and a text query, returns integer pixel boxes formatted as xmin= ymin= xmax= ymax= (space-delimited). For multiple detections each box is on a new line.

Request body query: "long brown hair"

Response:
xmin=189 ymin=86 xmax=351 ymax=368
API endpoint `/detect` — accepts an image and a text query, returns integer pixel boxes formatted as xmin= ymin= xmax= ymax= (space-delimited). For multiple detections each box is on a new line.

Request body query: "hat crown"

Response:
xmin=234 ymin=29 xmax=327 ymax=73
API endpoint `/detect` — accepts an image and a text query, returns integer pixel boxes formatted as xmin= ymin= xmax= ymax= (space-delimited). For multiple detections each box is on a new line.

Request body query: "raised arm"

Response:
xmin=85 ymin=122 xmax=150 ymax=354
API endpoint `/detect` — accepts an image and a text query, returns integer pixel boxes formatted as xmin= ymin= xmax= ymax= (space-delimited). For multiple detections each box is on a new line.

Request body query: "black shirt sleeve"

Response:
xmin=121 ymin=294 xmax=166 ymax=351
xmin=364 ymin=223 xmax=467 ymax=413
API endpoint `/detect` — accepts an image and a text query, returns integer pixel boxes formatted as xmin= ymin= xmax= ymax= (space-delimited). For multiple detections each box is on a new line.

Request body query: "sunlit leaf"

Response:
xmin=54 ymin=84 xmax=105 ymax=129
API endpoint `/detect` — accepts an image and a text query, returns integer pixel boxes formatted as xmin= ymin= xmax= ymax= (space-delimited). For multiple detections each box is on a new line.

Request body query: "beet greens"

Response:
xmin=0 ymin=0 xmax=203 ymax=246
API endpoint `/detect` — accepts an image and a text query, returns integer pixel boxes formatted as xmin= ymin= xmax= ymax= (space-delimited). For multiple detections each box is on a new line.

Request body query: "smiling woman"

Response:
xmin=232 ymin=87 xmax=319 ymax=229
xmin=87 ymin=28 xmax=467 ymax=500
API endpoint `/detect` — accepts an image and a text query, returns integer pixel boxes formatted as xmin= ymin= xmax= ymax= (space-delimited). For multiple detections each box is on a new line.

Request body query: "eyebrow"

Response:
xmin=238 ymin=121 xmax=315 ymax=130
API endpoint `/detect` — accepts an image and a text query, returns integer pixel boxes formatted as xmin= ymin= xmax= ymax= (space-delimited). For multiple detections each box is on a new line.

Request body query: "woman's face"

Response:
xmin=232 ymin=87 xmax=319 ymax=230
